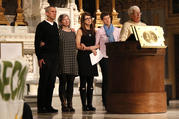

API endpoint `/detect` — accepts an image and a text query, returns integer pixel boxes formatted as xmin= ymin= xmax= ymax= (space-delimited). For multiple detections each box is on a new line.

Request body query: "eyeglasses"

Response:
xmin=84 ymin=17 xmax=92 ymax=20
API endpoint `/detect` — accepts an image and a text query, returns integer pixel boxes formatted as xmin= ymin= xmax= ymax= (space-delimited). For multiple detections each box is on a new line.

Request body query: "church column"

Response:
xmin=70 ymin=0 xmax=75 ymax=3
xmin=78 ymin=0 xmax=84 ymax=24
xmin=0 ymin=0 xmax=9 ymax=25
xmin=14 ymin=0 xmax=27 ymax=26
xmin=39 ymin=0 xmax=49 ymax=22
xmin=112 ymin=0 xmax=122 ymax=27
xmin=95 ymin=0 xmax=103 ymax=28
xmin=69 ymin=0 xmax=80 ymax=29
xmin=69 ymin=0 xmax=76 ymax=6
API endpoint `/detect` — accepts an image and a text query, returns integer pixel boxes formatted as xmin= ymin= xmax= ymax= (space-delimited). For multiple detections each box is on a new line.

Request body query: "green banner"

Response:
xmin=0 ymin=59 xmax=28 ymax=101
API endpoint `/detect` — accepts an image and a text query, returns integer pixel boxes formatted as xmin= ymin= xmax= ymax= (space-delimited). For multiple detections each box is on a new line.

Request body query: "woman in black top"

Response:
xmin=57 ymin=14 xmax=78 ymax=112
xmin=76 ymin=12 xmax=99 ymax=111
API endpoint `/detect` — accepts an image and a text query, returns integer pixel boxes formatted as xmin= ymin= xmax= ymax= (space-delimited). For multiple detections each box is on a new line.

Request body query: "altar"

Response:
xmin=0 ymin=0 xmax=122 ymax=96
xmin=0 ymin=0 xmax=80 ymax=95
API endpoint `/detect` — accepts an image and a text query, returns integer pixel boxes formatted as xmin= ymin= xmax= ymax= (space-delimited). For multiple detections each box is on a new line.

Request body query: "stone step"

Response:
xmin=24 ymin=95 xmax=37 ymax=107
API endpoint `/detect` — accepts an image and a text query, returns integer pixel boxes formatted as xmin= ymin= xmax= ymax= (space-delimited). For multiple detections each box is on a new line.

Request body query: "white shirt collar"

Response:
xmin=45 ymin=20 xmax=54 ymax=25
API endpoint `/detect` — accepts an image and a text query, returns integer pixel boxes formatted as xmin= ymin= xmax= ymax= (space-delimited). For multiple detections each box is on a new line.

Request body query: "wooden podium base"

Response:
xmin=106 ymin=41 xmax=167 ymax=114
xmin=106 ymin=92 xmax=166 ymax=114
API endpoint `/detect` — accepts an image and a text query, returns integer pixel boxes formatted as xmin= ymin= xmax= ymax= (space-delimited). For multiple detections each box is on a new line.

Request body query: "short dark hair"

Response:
xmin=44 ymin=6 xmax=55 ymax=13
xmin=100 ymin=12 xmax=112 ymax=20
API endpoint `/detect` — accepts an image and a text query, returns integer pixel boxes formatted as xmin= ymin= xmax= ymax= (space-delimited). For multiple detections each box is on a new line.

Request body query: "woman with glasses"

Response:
xmin=76 ymin=12 xmax=99 ymax=111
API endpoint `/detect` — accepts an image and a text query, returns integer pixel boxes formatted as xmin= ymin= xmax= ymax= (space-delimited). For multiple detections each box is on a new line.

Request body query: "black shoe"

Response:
xmin=68 ymin=107 xmax=75 ymax=112
xmin=87 ymin=106 xmax=96 ymax=111
xmin=67 ymin=102 xmax=75 ymax=112
xmin=38 ymin=107 xmax=48 ymax=113
xmin=82 ymin=106 xmax=87 ymax=111
xmin=82 ymin=107 xmax=87 ymax=111
xmin=62 ymin=106 xmax=69 ymax=112
xmin=46 ymin=106 xmax=58 ymax=113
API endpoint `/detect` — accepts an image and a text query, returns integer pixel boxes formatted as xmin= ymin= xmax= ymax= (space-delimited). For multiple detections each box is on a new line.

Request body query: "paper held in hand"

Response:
xmin=90 ymin=49 xmax=103 ymax=65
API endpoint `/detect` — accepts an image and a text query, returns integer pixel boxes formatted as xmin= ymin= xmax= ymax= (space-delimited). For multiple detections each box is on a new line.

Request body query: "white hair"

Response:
xmin=128 ymin=5 xmax=140 ymax=16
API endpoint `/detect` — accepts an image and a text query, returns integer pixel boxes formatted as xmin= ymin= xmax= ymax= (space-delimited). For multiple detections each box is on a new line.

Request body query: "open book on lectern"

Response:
xmin=129 ymin=25 xmax=167 ymax=48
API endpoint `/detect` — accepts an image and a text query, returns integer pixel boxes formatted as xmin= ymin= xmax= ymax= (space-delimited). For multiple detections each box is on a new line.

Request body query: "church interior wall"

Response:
xmin=23 ymin=0 xmax=40 ymax=33
xmin=165 ymin=0 xmax=179 ymax=99
xmin=48 ymin=0 xmax=68 ymax=8
xmin=2 ymin=0 xmax=17 ymax=15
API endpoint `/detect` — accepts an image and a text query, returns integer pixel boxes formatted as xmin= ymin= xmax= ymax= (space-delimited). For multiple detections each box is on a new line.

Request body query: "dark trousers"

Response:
xmin=37 ymin=55 xmax=59 ymax=109
xmin=99 ymin=58 xmax=108 ymax=107
xmin=79 ymin=75 xmax=94 ymax=107
xmin=58 ymin=75 xmax=75 ymax=107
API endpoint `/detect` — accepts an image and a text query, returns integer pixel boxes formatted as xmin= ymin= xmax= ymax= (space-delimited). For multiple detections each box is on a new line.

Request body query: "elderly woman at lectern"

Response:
xmin=119 ymin=5 xmax=146 ymax=41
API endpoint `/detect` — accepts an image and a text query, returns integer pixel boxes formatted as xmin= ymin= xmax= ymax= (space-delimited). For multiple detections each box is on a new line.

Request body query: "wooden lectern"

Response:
xmin=106 ymin=41 xmax=166 ymax=113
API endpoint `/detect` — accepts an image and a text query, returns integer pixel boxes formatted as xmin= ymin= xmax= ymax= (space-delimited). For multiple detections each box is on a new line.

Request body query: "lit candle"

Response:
xmin=112 ymin=0 xmax=115 ymax=10
xmin=0 ymin=0 xmax=2 ymax=7
xmin=17 ymin=0 xmax=21 ymax=9
xmin=96 ymin=0 xmax=99 ymax=10
xmin=79 ymin=0 xmax=83 ymax=11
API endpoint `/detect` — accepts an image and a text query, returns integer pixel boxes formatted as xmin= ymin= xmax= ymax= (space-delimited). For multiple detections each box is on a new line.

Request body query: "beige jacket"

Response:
xmin=120 ymin=20 xmax=146 ymax=41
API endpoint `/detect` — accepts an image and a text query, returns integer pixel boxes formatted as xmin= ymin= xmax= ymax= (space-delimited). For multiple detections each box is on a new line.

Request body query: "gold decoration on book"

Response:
xmin=131 ymin=25 xmax=166 ymax=48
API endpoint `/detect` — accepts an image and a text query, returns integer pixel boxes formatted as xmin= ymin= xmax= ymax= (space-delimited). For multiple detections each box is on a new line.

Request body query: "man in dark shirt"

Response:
xmin=35 ymin=6 xmax=59 ymax=113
